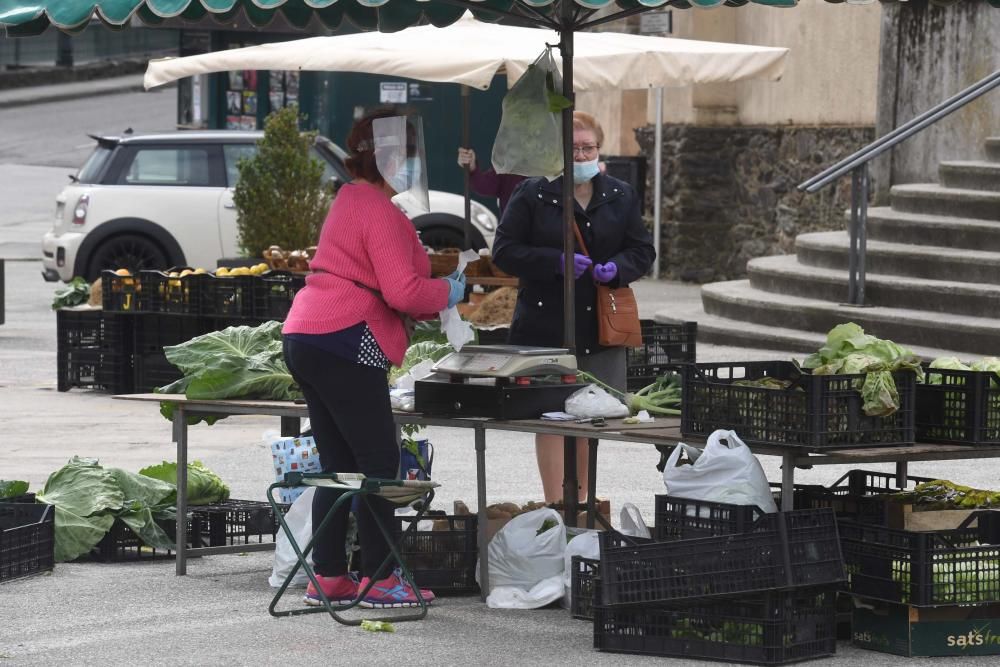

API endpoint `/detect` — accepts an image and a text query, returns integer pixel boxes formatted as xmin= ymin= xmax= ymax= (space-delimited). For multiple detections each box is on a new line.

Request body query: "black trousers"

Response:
xmin=283 ymin=337 xmax=400 ymax=579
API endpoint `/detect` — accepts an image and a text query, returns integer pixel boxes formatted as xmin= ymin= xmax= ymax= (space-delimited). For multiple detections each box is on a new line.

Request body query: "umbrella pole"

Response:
xmin=462 ymin=84 xmax=472 ymax=250
xmin=559 ymin=5 xmax=576 ymax=353
xmin=653 ymin=86 xmax=663 ymax=279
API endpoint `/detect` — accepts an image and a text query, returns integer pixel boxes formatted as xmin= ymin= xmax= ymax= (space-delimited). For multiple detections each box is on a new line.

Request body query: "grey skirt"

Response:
xmin=578 ymin=347 xmax=627 ymax=394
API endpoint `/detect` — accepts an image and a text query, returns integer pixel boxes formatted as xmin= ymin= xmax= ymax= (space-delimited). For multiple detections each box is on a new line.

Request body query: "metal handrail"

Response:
xmin=799 ymin=69 xmax=1000 ymax=193
xmin=795 ymin=69 xmax=1000 ymax=306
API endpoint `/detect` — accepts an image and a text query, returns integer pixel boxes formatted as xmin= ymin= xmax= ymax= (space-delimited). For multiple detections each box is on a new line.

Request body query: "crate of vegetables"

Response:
xmin=916 ymin=360 xmax=1000 ymax=445
xmin=839 ymin=510 xmax=1000 ymax=606
xmin=395 ymin=513 xmax=478 ymax=595
xmin=570 ymin=555 xmax=599 ymax=620
xmin=101 ymin=269 xmax=143 ymax=312
xmin=252 ymin=271 xmax=307 ymax=320
xmin=653 ymin=494 xmax=768 ymax=541
xmin=140 ymin=268 xmax=210 ymax=316
xmin=792 ymin=469 xmax=934 ymax=525
xmin=626 ymin=320 xmax=697 ymax=392
xmin=190 ymin=499 xmax=288 ymax=547
xmin=593 ymin=579 xmax=838 ymax=665
xmin=599 ymin=508 xmax=845 ymax=607
xmin=681 ymin=360 xmax=916 ymax=450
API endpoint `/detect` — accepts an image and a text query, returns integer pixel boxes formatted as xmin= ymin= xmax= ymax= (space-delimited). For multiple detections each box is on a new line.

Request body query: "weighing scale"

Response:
xmin=414 ymin=345 xmax=587 ymax=419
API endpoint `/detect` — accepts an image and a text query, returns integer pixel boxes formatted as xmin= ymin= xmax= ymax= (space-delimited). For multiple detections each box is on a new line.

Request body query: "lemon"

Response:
xmin=216 ymin=267 xmax=230 ymax=276
xmin=179 ymin=269 xmax=193 ymax=277
xmin=193 ymin=268 xmax=207 ymax=275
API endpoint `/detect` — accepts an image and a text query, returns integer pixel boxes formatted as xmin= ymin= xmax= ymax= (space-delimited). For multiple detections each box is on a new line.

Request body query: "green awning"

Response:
xmin=4 ymin=0 xmax=994 ymax=37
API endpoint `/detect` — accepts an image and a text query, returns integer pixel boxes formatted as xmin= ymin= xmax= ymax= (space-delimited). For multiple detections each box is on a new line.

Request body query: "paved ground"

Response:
xmin=3 ymin=75 xmax=1000 ymax=666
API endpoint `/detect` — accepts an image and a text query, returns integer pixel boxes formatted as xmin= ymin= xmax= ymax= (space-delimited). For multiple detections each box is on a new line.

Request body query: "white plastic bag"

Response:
xmin=491 ymin=48 xmax=566 ymax=178
xmin=662 ymin=429 xmax=778 ymax=513
xmin=562 ymin=531 xmax=600 ymax=607
xmin=619 ymin=502 xmax=651 ymax=539
xmin=269 ymin=487 xmax=316 ymax=588
xmin=486 ymin=575 xmax=565 ymax=610
xmin=478 ymin=508 xmax=566 ymax=590
xmin=565 ymin=384 xmax=628 ymax=419
xmin=438 ymin=249 xmax=479 ymax=351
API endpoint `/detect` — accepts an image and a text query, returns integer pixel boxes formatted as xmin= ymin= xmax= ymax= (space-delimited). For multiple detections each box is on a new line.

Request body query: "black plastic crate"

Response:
xmin=91 ymin=516 xmax=182 ymax=562
xmin=56 ymin=309 xmax=133 ymax=392
xmin=626 ymin=320 xmax=697 ymax=392
xmin=653 ymin=494 xmax=768 ymax=541
xmin=206 ymin=274 xmax=257 ymax=317
xmin=131 ymin=313 xmax=204 ymax=392
xmin=1 ymin=493 xmax=36 ymax=504
xmin=681 ymin=361 xmax=916 ymax=450
xmin=571 ymin=555 xmax=599 ymax=620
xmin=101 ymin=270 xmax=143 ymax=312
xmin=396 ymin=514 xmax=478 ymax=595
xmin=839 ymin=511 xmax=1000 ymax=606
xmin=916 ymin=366 xmax=1000 ymax=445
xmin=599 ymin=508 xmax=845 ymax=607
xmin=793 ymin=469 xmax=933 ymax=525
xmin=190 ymin=499 xmax=287 ymax=547
xmin=593 ymin=581 xmax=838 ymax=665
xmin=140 ymin=269 xmax=210 ymax=316
xmin=0 ymin=502 xmax=54 ymax=583
xmin=252 ymin=271 xmax=306 ymax=320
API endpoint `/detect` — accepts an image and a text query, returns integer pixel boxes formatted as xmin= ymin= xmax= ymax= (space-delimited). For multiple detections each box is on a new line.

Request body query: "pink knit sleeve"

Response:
xmin=365 ymin=204 xmax=450 ymax=315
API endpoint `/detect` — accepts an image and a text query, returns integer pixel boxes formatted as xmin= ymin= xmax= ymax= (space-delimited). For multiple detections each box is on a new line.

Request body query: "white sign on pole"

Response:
xmin=379 ymin=82 xmax=408 ymax=104
xmin=639 ymin=11 xmax=672 ymax=35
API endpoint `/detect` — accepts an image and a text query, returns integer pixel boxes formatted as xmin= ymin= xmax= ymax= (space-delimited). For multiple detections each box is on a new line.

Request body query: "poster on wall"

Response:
xmin=243 ymin=91 xmax=258 ymax=115
xmin=240 ymin=115 xmax=257 ymax=131
xmin=228 ymin=71 xmax=243 ymax=91
xmin=379 ymin=82 xmax=407 ymax=104
xmin=226 ymin=115 xmax=242 ymax=130
xmin=226 ymin=91 xmax=242 ymax=114
xmin=242 ymin=70 xmax=258 ymax=91
xmin=269 ymin=91 xmax=285 ymax=111
xmin=284 ymin=71 xmax=300 ymax=105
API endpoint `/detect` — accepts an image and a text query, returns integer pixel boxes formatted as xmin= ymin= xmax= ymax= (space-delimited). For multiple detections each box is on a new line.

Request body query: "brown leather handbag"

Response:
xmin=572 ymin=223 xmax=642 ymax=348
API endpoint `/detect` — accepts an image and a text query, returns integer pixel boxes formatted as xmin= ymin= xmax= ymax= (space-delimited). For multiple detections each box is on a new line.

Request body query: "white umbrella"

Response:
xmin=144 ymin=13 xmax=787 ymax=91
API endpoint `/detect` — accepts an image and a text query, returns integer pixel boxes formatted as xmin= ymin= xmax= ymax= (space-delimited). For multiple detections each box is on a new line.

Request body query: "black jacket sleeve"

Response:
xmin=491 ymin=179 xmax=562 ymax=282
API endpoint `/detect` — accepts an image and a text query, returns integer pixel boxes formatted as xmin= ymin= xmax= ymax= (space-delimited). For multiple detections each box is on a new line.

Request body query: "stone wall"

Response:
xmin=636 ymin=124 xmax=874 ymax=282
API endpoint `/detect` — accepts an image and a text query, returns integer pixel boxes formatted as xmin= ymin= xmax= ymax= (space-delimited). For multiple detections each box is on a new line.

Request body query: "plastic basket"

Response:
xmin=101 ymin=270 xmax=143 ymax=312
xmin=396 ymin=514 xmax=478 ymax=595
xmin=916 ymin=366 xmax=1000 ymax=445
xmin=626 ymin=320 xmax=697 ymax=392
xmin=206 ymin=274 xmax=257 ymax=317
xmin=190 ymin=499 xmax=287 ymax=547
xmin=252 ymin=271 xmax=306 ymax=320
xmin=653 ymin=494 xmax=768 ymax=541
xmin=599 ymin=508 xmax=845 ymax=607
xmin=139 ymin=269 xmax=209 ymax=316
xmin=839 ymin=511 xmax=1000 ymax=606
xmin=571 ymin=556 xmax=599 ymax=620
xmin=792 ymin=469 xmax=933 ymax=525
xmin=0 ymin=503 xmax=55 ymax=583
xmin=681 ymin=361 xmax=916 ymax=450
xmin=56 ymin=309 xmax=133 ymax=393
xmin=593 ymin=581 xmax=838 ymax=665
xmin=1 ymin=493 xmax=36 ymax=504
xmin=131 ymin=313 xmax=206 ymax=392
xmin=91 ymin=516 xmax=182 ymax=562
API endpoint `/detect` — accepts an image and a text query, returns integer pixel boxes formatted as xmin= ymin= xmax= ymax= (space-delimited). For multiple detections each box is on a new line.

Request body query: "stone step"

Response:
xmin=939 ymin=160 xmax=1000 ymax=191
xmin=747 ymin=254 xmax=1000 ymax=317
xmin=699 ymin=280 xmax=1000 ymax=357
xmin=890 ymin=183 xmax=1000 ymax=221
xmin=863 ymin=207 xmax=1000 ymax=251
xmin=655 ymin=301 xmax=982 ymax=362
xmin=795 ymin=231 xmax=1000 ymax=284
xmin=987 ymin=137 xmax=1000 ymax=162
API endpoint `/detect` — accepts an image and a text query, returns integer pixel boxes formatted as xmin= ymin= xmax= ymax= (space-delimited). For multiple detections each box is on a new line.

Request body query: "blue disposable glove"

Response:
xmin=558 ymin=252 xmax=593 ymax=279
xmin=593 ymin=261 xmax=618 ymax=283
xmin=444 ymin=276 xmax=466 ymax=308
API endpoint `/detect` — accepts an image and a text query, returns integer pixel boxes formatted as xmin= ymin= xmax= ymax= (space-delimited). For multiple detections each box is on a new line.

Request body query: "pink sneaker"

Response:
xmin=358 ymin=568 xmax=435 ymax=609
xmin=303 ymin=573 xmax=359 ymax=607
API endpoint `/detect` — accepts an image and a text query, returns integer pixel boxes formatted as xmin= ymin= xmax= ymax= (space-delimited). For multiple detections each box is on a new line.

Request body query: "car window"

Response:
xmin=223 ymin=144 xmax=258 ymax=187
xmin=77 ymin=145 xmax=112 ymax=184
xmin=310 ymin=147 xmax=340 ymax=185
xmin=119 ymin=147 xmax=213 ymax=186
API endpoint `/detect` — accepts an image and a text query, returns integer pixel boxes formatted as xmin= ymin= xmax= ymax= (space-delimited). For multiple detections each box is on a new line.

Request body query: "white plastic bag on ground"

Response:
xmin=269 ymin=487 xmax=315 ymax=588
xmin=478 ymin=507 xmax=566 ymax=591
xmin=486 ymin=575 xmax=565 ymax=609
xmin=662 ymin=429 xmax=778 ymax=513
xmin=562 ymin=531 xmax=600 ymax=607
xmin=565 ymin=384 xmax=628 ymax=419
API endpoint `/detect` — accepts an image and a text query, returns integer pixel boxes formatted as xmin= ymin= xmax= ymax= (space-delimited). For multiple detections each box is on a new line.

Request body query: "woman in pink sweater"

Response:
xmin=283 ymin=109 xmax=465 ymax=609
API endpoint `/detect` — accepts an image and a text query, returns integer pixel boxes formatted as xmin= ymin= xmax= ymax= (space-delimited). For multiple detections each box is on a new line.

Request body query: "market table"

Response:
xmin=114 ymin=393 xmax=1000 ymax=599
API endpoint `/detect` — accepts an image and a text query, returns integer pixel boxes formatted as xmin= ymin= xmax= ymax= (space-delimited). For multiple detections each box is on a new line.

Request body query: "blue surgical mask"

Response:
xmin=572 ymin=158 xmax=600 ymax=184
xmin=387 ymin=157 xmax=422 ymax=194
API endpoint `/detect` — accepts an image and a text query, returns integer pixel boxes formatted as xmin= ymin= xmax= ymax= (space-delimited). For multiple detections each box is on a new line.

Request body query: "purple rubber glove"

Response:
xmin=593 ymin=262 xmax=618 ymax=283
xmin=558 ymin=252 xmax=593 ymax=279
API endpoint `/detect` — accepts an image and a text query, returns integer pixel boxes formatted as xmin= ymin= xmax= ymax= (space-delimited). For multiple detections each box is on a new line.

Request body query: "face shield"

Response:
xmin=373 ymin=115 xmax=429 ymax=214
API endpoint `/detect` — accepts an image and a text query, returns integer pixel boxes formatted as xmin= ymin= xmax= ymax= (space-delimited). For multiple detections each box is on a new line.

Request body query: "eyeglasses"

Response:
xmin=572 ymin=144 xmax=599 ymax=157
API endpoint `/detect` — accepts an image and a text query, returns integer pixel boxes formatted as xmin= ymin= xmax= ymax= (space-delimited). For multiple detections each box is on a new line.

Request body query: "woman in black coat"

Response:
xmin=492 ymin=110 xmax=656 ymax=503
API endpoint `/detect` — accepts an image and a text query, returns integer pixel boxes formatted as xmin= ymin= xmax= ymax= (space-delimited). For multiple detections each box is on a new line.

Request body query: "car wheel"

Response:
xmin=85 ymin=234 xmax=169 ymax=281
xmin=418 ymin=225 xmax=485 ymax=251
